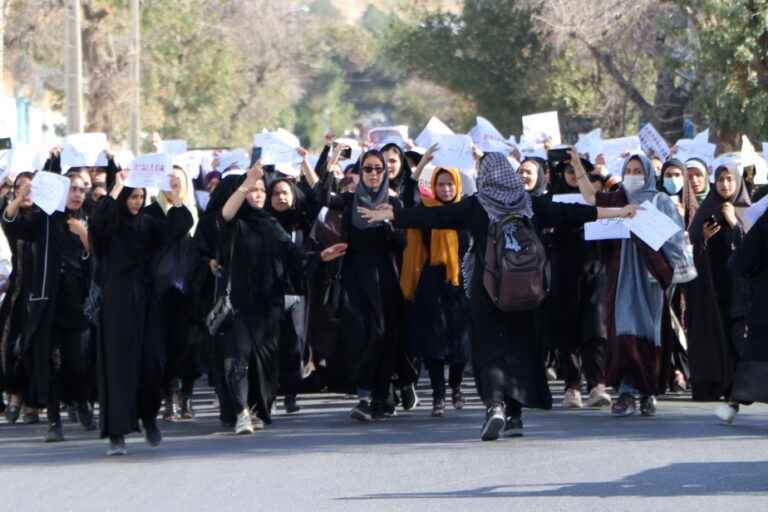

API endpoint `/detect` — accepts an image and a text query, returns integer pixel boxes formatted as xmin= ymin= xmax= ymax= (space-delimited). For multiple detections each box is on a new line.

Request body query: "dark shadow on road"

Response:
xmin=338 ymin=461 xmax=768 ymax=499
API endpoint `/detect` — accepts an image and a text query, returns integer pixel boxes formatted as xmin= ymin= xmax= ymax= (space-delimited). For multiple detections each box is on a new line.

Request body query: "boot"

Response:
xmin=45 ymin=420 xmax=65 ymax=443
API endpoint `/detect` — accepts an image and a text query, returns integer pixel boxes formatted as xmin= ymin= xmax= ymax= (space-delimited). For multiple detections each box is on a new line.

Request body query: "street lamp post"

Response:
xmin=129 ymin=0 xmax=140 ymax=153
xmin=65 ymin=0 xmax=84 ymax=134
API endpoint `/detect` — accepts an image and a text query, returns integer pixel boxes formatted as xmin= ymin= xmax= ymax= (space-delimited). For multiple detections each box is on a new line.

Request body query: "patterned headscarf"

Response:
xmin=477 ymin=152 xmax=533 ymax=221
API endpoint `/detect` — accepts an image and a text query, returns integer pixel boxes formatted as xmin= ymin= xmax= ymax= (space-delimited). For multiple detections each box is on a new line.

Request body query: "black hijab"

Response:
xmin=520 ymin=157 xmax=548 ymax=197
xmin=381 ymin=143 xmax=416 ymax=207
xmin=265 ymin=177 xmax=309 ymax=234
xmin=689 ymin=163 xmax=753 ymax=243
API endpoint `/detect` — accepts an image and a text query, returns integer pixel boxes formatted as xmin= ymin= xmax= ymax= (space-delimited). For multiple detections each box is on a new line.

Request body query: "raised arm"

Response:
xmin=359 ymin=198 xmax=474 ymax=231
xmin=222 ymin=164 xmax=263 ymax=222
xmin=569 ymin=148 xmax=597 ymax=205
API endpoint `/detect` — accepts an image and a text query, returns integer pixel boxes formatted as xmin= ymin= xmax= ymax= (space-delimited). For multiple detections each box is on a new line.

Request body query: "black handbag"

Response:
xmin=205 ymin=232 xmax=236 ymax=336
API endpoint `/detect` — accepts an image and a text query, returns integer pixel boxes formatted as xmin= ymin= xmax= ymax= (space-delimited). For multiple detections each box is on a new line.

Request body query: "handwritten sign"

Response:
xmin=628 ymin=200 xmax=682 ymax=251
xmin=7 ymin=143 xmax=46 ymax=179
xmin=216 ymin=149 xmax=249 ymax=176
xmin=31 ymin=171 xmax=71 ymax=215
xmin=253 ymin=130 xmax=302 ymax=166
xmin=584 ymin=219 xmax=631 ymax=241
xmin=61 ymin=133 xmax=109 ymax=171
xmin=743 ymin=194 xmax=768 ymax=232
xmin=522 ymin=111 xmax=562 ymax=146
xmin=552 ymin=193 xmax=588 ymax=205
xmin=639 ymin=123 xmax=670 ymax=161
xmin=469 ymin=116 xmax=510 ymax=154
xmin=369 ymin=126 xmax=408 ymax=148
xmin=575 ymin=128 xmax=603 ymax=163
xmin=674 ymin=129 xmax=716 ymax=167
xmin=431 ymin=134 xmax=475 ymax=171
xmin=125 ymin=153 xmax=173 ymax=191
xmin=415 ymin=117 xmax=453 ymax=149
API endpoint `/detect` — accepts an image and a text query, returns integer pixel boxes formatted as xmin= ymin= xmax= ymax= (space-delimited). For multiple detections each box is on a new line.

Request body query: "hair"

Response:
xmin=359 ymin=149 xmax=387 ymax=171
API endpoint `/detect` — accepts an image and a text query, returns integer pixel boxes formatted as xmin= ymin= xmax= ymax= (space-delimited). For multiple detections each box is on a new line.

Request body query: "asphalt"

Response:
xmin=1 ymin=380 xmax=766 ymax=512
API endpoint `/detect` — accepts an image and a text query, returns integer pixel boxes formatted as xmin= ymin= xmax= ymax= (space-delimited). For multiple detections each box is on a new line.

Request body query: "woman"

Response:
xmin=546 ymin=157 xmax=612 ymax=409
xmin=266 ymin=176 xmax=321 ymax=414
xmin=212 ymin=165 xmax=345 ymax=435
xmin=144 ymin=166 xmax=201 ymax=421
xmin=662 ymin=159 xmax=700 ymax=227
xmin=687 ymin=161 xmax=752 ymax=401
xmin=1 ymin=171 xmax=95 ymax=442
xmin=90 ymin=170 xmax=192 ymax=456
xmin=686 ymin=158 xmax=710 ymax=209
xmin=717 ymin=204 xmax=768 ymax=422
xmin=581 ymin=153 xmax=688 ymax=417
xmin=0 ymin=173 xmax=35 ymax=424
xmin=517 ymin=158 xmax=548 ymax=197
xmin=400 ymin=167 xmax=470 ymax=417
xmin=359 ymin=152 xmax=639 ymax=440
xmin=326 ymin=149 xmax=407 ymax=422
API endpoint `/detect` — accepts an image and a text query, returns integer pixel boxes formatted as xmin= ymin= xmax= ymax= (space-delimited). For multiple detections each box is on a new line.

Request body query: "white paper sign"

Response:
xmin=584 ymin=219 xmax=631 ymax=241
xmin=60 ymin=133 xmax=109 ymax=171
xmin=216 ymin=149 xmax=250 ymax=175
xmin=522 ymin=111 xmax=562 ymax=146
xmin=674 ymin=129 xmax=716 ymax=167
xmin=575 ymin=128 xmax=603 ymax=162
xmin=31 ymin=172 xmax=71 ymax=215
xmin=195 ymin=190 xmax=210 ymax=211
xmin=431 ymin=134 xmax=475 ymax=171
xmin=628 ymin=200 xmax=682 ymax=251
xmin=173 ymin=151 xmax=204 ymax=180
xmin=369 ymin=126 xmax=408 ymax=148
xmin=744 ymin=194 xmax=768 ymax=232
xmin=158 ymin=139 xmax=188 ymax=157
xmin=7 ymin=143 xmax=46 ymax=178
xmin=639 ymin=123 xmax=670 ymax=161
xmin=126 ymin=153 xmax=173 ymax=191
xmin=274 ymin=161 xmax=301 ymax=178
xmin=598 ymin=136 xmax=643 ymax=175
xmin=552 ymin=193 xmax=588 ymax=205
xmin=763 ymin=142 xmax=768 ymax=162
xmin=253 ymin=130 xmax=302 ymax=166
xmin=469 ymin=116 xmax=510 ymax=154
xmin=415 ymin=117 xmax=453 ymax=149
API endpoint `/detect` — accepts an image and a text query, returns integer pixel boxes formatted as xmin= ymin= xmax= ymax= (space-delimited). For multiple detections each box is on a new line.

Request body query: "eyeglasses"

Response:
xmin=362 ymin=165 xmax=385 ymax=174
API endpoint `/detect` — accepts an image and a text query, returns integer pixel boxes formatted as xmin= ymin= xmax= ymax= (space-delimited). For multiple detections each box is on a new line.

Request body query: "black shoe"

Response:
xmin=0 ymin=396 xmax=5 ymax=414
xmin=400 ymin=385 xmax=419 ymax=411
xmin=503 ymin=416 xmax=524 ymax=438
xmin=77 ymin=402 xmax=96 ymax=431
xmin=480 ymin=405 xmax=506 ymax=442
xmin=107 ymin=435 xmax=127 ymax=456
xmin=45 ymin=421 xmax=65 ymax=443
xmin=431 ymin=399 xmax=446 ymax=417
xmin=284 ymin=396 xmax=300 ymax=414
xmin=67 ymin=404 xmax=79 ymax=424
xmin=350 ymin=400 xmax=373 ymax=422
xmin=640 ymin=395 xmax=657 ymax=417
xmin=371 ymin=401 xmax=397 ymax=419
xmin=143 ymin=419 xmax=162 ymax=447
xmin=22 ymin=408 xmax=40 ymax=425
xmin=5 ymin=404 xmax=21 ymax=424
xmin=180 ymin=395 xmax=195 ymax=420
xmin=451 ymin=388 xmax=465 ymax=410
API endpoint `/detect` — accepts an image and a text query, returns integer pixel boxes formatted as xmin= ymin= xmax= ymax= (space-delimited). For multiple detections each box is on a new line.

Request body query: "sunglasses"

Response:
xmin=362 ymin=165 xmax=385 ymax=175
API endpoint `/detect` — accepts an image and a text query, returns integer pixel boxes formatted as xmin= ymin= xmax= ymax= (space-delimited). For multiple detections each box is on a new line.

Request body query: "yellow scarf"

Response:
xmin=400 ymin=167 xmax=462 ymax=300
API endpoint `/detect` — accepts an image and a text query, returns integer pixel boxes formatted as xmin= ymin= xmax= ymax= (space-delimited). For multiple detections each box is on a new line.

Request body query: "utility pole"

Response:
xmin=65 ymin=0 xmax=84 ymax=134
xmin=129 ymin=0 xmax=140 ymax=153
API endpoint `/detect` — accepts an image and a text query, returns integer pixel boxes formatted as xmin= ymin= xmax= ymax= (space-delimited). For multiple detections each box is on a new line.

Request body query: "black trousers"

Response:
xmin=559 ymin=337 xmax=607 ymax=391
xmin=47 ymin=326 xmax=91 ymax=422
xmin=425 ymin=358 xmax=465 ymax=400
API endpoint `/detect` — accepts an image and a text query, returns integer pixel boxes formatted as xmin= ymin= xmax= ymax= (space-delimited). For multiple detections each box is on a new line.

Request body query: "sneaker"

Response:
xmin=400 ymin=385 xmax=419 ymax=411
xmin=611 ymin=393 xmax=636 ymax=417
xmin=585 ymin=385 xmax=612 ymax=408
xmin=235 ymin=410 xmax=255 ymax=435
xmin=432 ymin=399 xmax=446 ymax=417
xmin=350 ymin=400 xmax=373 ymax=422
xmin=480 ymin=405 xmax=506 ymax=441
xmin=44 ymin=421 xmax=65 ymax=443
xmin=545 ymin=368 xmax=558 ymax=381
xmin=252 ymin=416 xmax=266 ymax=430
xmin=716 ymin=402 xmax=739 ymax=424
xmin=640 ymin=395 xmax=657 ymax=417
xmin=451 ymin=388 xmax=465 ymax=410
xmin=78 ymin=402 xmax=96 ymax=431
xmin=563 ymin=388 xmax=584 ymax=409
xmin=106 ymin=435 xmax=127 ymax=456
xmin=284 ymin=396 xmax=301 ymax=414
xmin=143 ymin=418 xmax=162 ymax=446
xmin=162 ymin=394 xmax=179 ymax=421
xmin=371 ymin=401 xmax=397 ymax=419
xmin=180 ymin=395 xmax=195 ymax=420
xmin=503 ymin=416 xmax=524 ymax=438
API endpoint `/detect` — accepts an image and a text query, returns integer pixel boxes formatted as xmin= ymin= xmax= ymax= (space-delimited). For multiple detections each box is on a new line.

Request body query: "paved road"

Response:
xmin=1 ymin=381 xmax=767 ymax=512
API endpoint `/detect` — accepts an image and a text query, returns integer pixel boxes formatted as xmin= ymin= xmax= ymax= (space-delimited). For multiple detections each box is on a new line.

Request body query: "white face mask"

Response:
xmin=663 ymin=176 xmax=684 ymax=195
xmin=622 ymin=175 xmax=646 ymax=194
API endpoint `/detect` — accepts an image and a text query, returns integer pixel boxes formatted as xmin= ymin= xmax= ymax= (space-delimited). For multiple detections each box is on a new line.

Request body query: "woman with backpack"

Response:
xmin=358 ymin=151 xmax=640 ymax=441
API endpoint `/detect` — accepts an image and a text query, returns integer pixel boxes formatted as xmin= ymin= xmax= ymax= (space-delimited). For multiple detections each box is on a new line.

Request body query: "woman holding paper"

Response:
xmin=143 ymin=166 xmax=201 ymax=421
xmin=687 ymin=160 xmax=752 ymax=402
xmin=1 ymin=172 xmax=96 ymax=442
xmin=0 ymin=172 xmax=35 ymax=425
xmin=578 ymin=152 xmax=688 ymax=417
xmin=358 ymin=153 xmax=640 ymax=440
xmin=91 ymin=170 xmax=193 ymax=456
xmin=211 ymin=165 xmax=346 ymax=435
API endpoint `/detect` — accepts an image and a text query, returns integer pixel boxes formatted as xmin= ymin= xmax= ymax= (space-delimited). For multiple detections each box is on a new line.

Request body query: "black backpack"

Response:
xmin=482 ymin=214 xmax=548 ymax=311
